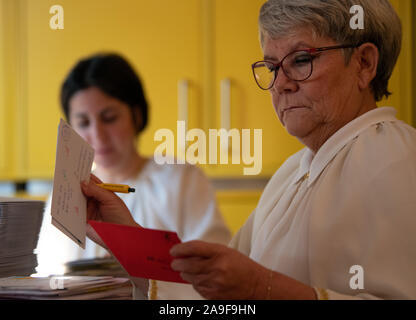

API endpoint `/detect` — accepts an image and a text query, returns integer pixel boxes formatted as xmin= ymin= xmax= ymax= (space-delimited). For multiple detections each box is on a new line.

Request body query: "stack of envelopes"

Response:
xmin=0 ymin=276 xmax=132 ymax=300
xmin=0 ymin=197 xmax=44 ymax=277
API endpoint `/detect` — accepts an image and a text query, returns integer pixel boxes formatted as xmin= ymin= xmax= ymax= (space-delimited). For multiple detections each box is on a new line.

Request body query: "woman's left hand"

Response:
xmin=170 ymin=240 xmax=269 ymax=299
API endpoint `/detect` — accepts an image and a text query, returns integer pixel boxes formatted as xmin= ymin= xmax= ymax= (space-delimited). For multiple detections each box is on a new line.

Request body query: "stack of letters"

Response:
xmin=64 ymin=257 xmax=129 ymax=277
xmin=0 ymin=276 xmax=132 ymax=299
xmin=0 ymin=197 xmax=44 ymax=277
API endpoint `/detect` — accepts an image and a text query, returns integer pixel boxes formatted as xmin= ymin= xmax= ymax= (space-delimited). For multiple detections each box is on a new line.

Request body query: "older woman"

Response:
xmin=82 ymin=0 xmax=416 ymax=299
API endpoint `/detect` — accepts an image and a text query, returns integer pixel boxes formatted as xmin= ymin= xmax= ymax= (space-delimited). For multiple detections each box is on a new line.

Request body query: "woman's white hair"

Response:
xmin=259 ymin=0 xmax=402 ymax=101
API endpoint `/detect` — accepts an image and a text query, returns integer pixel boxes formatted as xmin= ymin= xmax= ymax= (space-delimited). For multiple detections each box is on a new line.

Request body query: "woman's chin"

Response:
xmin=284 ymin=122 xmax=314 ymax=140
xmin=94 ymin=157 xmax=119 ymax=170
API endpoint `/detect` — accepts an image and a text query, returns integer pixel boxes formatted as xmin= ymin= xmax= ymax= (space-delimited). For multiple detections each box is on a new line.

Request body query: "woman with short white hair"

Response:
xmin=82 ymin=0 xmax=416 ymax=299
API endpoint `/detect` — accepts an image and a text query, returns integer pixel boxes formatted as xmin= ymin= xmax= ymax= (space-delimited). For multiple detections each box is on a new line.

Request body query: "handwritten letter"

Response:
xmin=51 ymin=119 xmax=94 ymax=248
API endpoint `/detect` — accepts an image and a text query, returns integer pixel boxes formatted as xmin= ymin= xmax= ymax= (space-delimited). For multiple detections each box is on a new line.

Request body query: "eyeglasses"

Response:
xmin=251 ymin=44 xmax=358 ymax=90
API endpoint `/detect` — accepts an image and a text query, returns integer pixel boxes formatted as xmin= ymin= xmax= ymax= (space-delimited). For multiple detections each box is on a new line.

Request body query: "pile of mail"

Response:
xmin=64 ymin=257 xmax=129 ymax=277
xmin=0 ymin=276 xmax=132 ymax=299
xmin=0 ymin=197 xmax=44 ymax=277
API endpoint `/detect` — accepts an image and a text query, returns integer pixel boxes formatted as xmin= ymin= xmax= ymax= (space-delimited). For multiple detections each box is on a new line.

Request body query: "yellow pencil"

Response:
xmin=97 ymin=183 xmax=135 ymax=193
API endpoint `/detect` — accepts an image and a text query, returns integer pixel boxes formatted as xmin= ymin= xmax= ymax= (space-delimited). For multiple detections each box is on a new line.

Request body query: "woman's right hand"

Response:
xmin=81 ymin=174 xmax=140 ymax=247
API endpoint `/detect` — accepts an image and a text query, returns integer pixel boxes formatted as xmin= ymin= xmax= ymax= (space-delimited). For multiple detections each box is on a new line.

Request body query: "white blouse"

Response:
xmin=230 ymin=107 xmax=416 ymax=299
xmin=36 ymin=159 xmax=231 ymax=299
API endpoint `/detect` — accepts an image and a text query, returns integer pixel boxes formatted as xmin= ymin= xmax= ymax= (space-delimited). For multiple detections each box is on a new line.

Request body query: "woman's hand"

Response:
xmin=170 ymin=240 xmax=269 ymax=299
xmin=171 ymin=241 xmax=318 ymax=300
xmin=81 ymin=174 xmax=140 ymax=247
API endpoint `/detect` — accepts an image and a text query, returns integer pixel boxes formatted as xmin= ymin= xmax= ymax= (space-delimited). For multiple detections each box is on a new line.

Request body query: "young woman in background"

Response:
xmin=36 ymin=53 xmax=231 ymax=299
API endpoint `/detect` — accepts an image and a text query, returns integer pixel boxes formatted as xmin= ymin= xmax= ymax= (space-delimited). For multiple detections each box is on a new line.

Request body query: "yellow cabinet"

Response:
xmin=2 ymin=0 xmax=303 ymax=180
xmin=18 ymin=0 xmax=202 ymax=179
xmin=1 ymin=0 xmax=304 ymax=181
xmin=383 ymin=0 xmax=414 ymax=124
xmin=0 ymin=0 xmax=414 ymax=181
xmin=0 ymin=0 xmax=24 ymax=180
xmin=204 ymin=0 xmax=415 ymax=178
xmin=216 ymin=190 xmax=262 ymax=234
xmin=202 ymin=0 xmax=303 ymax=178
xmin=0 ymin=1 xmax=10 ymax=179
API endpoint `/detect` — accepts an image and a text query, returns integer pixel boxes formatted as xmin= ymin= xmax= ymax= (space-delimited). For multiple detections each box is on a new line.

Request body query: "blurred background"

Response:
xmin=0 ymin=0 xmax=414 ymax=233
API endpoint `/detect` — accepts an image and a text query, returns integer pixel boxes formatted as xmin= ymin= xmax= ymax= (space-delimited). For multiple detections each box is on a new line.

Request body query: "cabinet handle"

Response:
xmin=220 ymin=78 xmax=231 ymax=131
xmin=178 ymin=79 xmax=189 ymax=131
xmin=220 ymin=78 xmax=232 ymax=154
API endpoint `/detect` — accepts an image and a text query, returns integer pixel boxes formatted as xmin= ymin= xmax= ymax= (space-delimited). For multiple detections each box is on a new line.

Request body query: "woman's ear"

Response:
xmin=132 ymin=107 xmax=143 ymax=134
xmin=355 ymin=43 xmax=379 ymax=91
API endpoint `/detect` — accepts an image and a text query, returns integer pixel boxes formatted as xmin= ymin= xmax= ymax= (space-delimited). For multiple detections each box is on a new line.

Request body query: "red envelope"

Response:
xmin=88 ymin=220 xmax=187 ymax=283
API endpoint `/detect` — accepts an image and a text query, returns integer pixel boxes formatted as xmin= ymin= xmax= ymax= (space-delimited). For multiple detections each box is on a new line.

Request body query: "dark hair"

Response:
xmin=61 ymin=53 xmax=149 ymax=133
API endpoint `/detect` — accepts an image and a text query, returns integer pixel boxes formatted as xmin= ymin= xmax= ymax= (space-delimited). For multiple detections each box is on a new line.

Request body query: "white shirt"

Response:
xmin=230 ymin=107 xmax=416 ymax=299
xmin=36 ymin=159 xmax=231 ymax=299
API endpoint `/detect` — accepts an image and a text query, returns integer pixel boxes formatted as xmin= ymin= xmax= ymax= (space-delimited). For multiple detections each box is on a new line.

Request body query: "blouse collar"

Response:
xmin=292 ymin=107 xmax=398 ymax=187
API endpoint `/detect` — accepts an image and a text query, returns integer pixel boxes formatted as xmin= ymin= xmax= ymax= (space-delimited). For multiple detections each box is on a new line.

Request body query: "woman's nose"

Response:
xmin=273 ymin=69 xmax=298 ymax=94
xmin=90 ymin=121 xmax=108 ymax=145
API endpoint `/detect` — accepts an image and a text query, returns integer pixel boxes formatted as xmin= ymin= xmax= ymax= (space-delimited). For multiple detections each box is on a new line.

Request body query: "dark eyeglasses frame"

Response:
xmin=251 ymin=44 xmax=359 ymax=90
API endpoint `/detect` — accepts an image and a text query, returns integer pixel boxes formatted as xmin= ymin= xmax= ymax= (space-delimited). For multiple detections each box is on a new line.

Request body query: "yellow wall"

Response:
xmin=0 ymin=0 xmax=303 ymax=180
xmin=2 ymin=0 xmax=413 ymax=182
xmin=217 ymin=190 xmax=262 ymax=234
xmin=381 ymin=0 xmax=414 ymax=124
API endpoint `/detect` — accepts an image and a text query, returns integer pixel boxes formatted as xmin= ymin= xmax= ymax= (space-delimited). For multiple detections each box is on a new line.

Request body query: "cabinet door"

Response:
xmin=0 ymin=0 xmax=11 ymax=180
xmin=204 ymin=0 xmax=414 ymax=179
xmin=2 ymin=0 xmax=412 ymax=181
xmin=216 ymin=190 xmax=261 ymax=234
xmin=19 ymin=0 xmax=201 ymax=179
xmin=202 ymin=0 xmax=303 ymax=179
xmin=382 ymin=0 xmax=414 ymax=125
xmin=0 ymin=0 xmax=31 ymax=181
